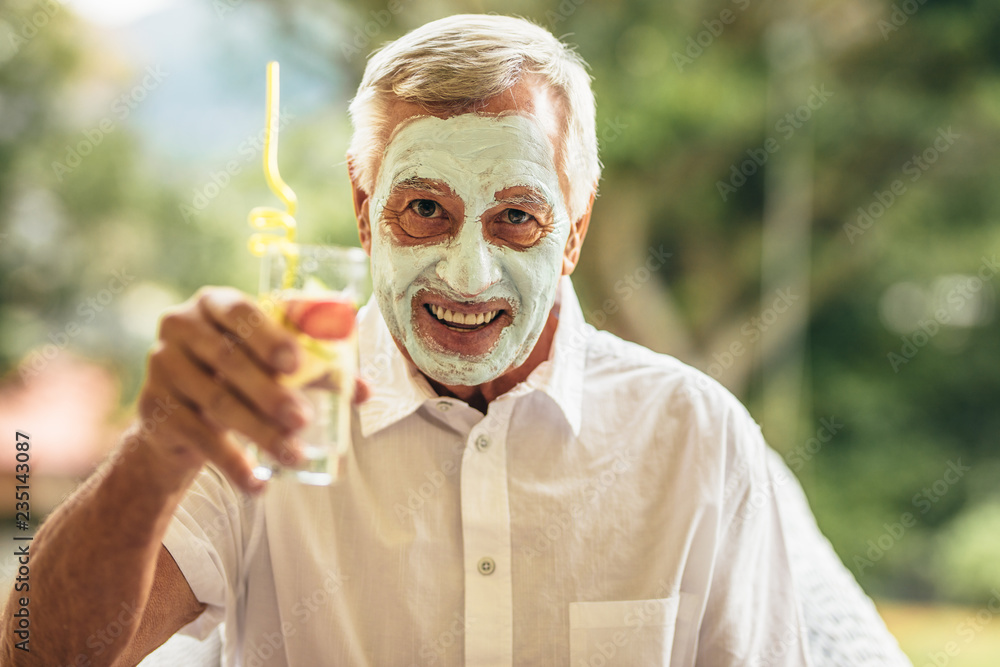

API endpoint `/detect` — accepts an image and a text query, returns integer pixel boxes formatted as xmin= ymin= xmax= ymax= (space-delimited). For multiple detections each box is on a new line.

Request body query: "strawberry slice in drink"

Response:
xmin=278 ymin=295 xmax=357 ymax=390
xmin=284 ymin=296 xmax=356 ymax=340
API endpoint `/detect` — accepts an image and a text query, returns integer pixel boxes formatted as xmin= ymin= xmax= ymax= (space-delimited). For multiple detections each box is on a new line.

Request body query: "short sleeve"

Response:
xmin=696 ymin=401 xmax=813 ymax=666
xmin=766 ymin=449 xmax=913 ymax=666
xmin=161 ymin=464 xmax=261 ymax=640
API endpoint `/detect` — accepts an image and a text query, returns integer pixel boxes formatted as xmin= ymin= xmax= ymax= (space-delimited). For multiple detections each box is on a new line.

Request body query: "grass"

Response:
xmin=877 ymin=600 xmax=1000 ymax=667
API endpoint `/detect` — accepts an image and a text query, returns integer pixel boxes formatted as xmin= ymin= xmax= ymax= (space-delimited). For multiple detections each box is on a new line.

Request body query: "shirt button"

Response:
xmin=437 ymin=402 xmax=451 ymax=412
xmin=477 ymin=557 xmax=496 ymax=576
xmin=475 ymin=435 xmax=490 ymax=452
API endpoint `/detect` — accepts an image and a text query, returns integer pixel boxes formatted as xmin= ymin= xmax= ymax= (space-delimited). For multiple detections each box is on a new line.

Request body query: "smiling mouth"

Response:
xmin=425 ymin=304 xmax=504 ymax=331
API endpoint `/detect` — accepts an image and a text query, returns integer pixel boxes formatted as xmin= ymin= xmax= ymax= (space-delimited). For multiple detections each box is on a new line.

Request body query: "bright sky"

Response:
xmin=65 ymin=0 xmax=177 ymax=27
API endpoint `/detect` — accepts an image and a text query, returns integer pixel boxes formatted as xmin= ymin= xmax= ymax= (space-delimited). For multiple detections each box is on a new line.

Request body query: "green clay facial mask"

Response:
xmin=369 ymin=114 xmax=570 ymax=386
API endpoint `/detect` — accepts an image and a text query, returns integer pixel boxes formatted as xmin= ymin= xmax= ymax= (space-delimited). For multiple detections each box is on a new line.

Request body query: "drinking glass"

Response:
xmin=252 ymin=243 xmax=369 ymax=485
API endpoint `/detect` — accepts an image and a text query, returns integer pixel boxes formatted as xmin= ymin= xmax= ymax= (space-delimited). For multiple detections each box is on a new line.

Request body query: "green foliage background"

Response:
xmin=2 ymin=0 xmax=998 ymax=609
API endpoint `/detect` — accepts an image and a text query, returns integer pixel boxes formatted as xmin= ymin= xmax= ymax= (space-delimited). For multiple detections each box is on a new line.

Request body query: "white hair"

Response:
xmin=347 ymin=14 xmax=600 ymax=221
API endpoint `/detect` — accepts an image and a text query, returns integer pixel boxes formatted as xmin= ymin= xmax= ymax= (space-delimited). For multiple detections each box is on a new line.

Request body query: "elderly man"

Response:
xmin=2 ymin=14 xmax=910 ymax=667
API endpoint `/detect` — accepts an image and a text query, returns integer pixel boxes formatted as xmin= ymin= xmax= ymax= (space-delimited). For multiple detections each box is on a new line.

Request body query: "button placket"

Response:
xmin=460 ymin=400 xmax=514 ymax=666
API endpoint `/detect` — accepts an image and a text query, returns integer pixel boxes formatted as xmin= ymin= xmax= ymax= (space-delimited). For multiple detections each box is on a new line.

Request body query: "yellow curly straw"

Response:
xmin=248 ymin=61 xmax=297 ymax=259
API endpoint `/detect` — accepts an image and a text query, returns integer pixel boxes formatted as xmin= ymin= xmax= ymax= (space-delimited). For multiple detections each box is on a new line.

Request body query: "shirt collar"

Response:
xmin=517 ymin=276 xmax=586 ymax=436
xmin=357 ymin=276 xmax=587 ymax=438
xmin=356 ymin=298 xmax=436 ymax=438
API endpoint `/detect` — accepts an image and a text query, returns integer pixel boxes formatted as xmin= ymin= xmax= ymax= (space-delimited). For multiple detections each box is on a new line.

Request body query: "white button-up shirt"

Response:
xmin=163 ymin=277 xmax=810 ymax=666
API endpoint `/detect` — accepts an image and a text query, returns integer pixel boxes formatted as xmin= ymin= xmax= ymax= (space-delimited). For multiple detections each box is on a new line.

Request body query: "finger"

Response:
xmin=204 ymin=431 xmax=269 ymax=495
xmin=162 ymin=311 xmax=312 ymax=431
xmin=139 ymin=390 xmax=263 ymax=494
xmin=195 ymin=287 xmax=300 ymax=374
xmin=353 ymin=378 xmax=370 ymax=405
xmin=150 ymin=343 xmax=304 ymax=465
xmin=304 ymin=376 xmax=369 ymax=405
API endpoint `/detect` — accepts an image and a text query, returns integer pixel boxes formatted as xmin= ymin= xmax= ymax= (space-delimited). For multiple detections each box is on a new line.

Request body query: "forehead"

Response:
xmin=373 ymin=76 xmax=570 ymax=200
xmin=381 ymin=114 xmax=557 ymax=189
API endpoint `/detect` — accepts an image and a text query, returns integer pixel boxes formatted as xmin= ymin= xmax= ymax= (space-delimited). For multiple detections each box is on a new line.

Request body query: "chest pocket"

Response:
xmin=569 ymin=596 xmax=679 ymax=666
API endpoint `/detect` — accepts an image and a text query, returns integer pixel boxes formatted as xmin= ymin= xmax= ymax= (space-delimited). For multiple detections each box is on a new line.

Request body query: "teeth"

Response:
xmin=429 ymin=304 xmax=499 ymax=326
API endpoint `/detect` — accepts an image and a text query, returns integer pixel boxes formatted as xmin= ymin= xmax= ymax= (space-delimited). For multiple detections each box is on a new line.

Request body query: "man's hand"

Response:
xmin=1 ymin=286 xmax=362 ymax=665
xmin=139 ymin=286 xmax=313 ymax=493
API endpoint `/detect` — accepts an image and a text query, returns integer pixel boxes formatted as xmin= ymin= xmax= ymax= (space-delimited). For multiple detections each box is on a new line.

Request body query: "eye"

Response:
xmin=410 ymin=199 xmax=442 ymax=218
xmin=502 ymin=209 xmax=533 ymax=225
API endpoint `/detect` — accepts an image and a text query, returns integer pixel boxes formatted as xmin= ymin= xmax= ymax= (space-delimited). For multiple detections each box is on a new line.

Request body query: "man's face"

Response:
xmin=366 ymin=105 xmax=572 ymax=387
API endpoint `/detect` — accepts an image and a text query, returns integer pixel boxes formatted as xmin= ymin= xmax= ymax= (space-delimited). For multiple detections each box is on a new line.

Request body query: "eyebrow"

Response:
xmin=494 ymin=188 xmax=550 ymax=209
xmin=390 ymin=177 xmax=454 ymax=198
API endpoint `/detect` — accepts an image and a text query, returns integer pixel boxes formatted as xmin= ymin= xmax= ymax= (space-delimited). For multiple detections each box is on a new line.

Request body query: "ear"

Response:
xmin=347 ymin=154 xmax=372 ymax=255
xmin=561 ymin=187 xmax=596 ymax=276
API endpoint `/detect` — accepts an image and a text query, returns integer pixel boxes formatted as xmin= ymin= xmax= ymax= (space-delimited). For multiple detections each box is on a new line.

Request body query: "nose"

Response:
xmin=435 ymin=227 xmax=501 ymax=298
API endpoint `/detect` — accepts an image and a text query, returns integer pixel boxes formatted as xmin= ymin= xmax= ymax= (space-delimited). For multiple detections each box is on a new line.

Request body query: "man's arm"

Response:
xmin=767 ymin=449 xmax=913 ymax=666
xmin=0 ymin=287 xmax=312 ymax=665
xmin=0 ymin=437 xmax=203 ymax=666
xmin=113 ymin=545 xmax=208 ymax=666
xmin=694 ymin=406 xmax=812 ymax=666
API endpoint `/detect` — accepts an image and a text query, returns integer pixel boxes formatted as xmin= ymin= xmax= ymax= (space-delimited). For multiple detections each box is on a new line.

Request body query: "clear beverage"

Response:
xmin=253 ymin=244 xmax=368 ymax=485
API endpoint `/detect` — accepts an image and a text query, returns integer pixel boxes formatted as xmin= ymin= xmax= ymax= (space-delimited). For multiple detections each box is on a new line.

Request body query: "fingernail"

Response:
xmin=280 ymin=440 xmax=303 ymax=466
xmin=296 ymin=395 xmax=315 ymax=421
xmin=247 ymin=475 xmax=266 ymax=494
xmin=279 ymin=400 xmax=307 ymax=430
xmin=274 ymin=346 xmax=297 ymax=374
